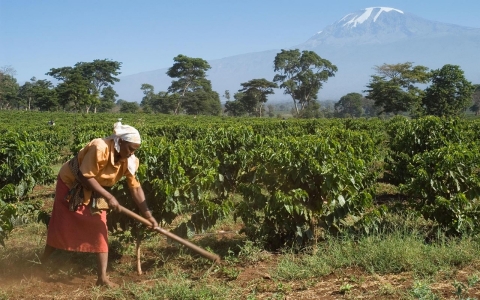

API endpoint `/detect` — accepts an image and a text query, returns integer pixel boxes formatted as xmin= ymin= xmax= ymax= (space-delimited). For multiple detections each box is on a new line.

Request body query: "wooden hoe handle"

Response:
xmin=118 ymin=205 xmax=221 ymax=263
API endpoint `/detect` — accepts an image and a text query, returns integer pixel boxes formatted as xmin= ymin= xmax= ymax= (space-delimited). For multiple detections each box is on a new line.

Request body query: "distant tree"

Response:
xmin=23 ymin=78 xmax=58 ymax=111
xmin=97 ymin=86 xmax=117 ymax=112
xmin=166 ymin=54 xmax=212 ymax=114
xmin=35 ymin=82 xmax=58 ymax=111
xmin=47 ymin=59 xmax=121 ymax=113
xmin=32 ymin=79 xmax=58 ymax=111
xmin=422 ymin=64 xmax=474 ymax=117
xmin=224 ymin=92 xmax=248 ymax=116
xmin=223 ymin=90 xmax=231 ymax=101
xmin=47 ymin=67 xmax=87 ymax=111
xmin=120 ymin=101 xmax=140 ymax=113
xmin=360 ymin=96 xmax=379 ymax=117
xmin=0 ymin=66 xmax=16 ymax=76
xmin=365 ymin=62 xmax=430 ymax=116
xmin=0 ymin=66 xmax=19 ymax=110
xmin=320 ymin=105 xmax=334 ymax=118
xmin=140 ymin=84 xmax=177 ymax=114
xmin=237 ymin=78 xmax=277 ymax=117
xmin=273 ymin=49 xmax=337 ymax=115
xmin=298 ymin=100 xmax=321 ymax=118
xmin=468 ymin=84 xmax=480 ymax=115
xmin=115 ymin=99 xmax=128 ymax=106
xmin=75 ymin=59 xmax=122 ymax=113
xmin=334 ymin=92 xmax=363 ymax=118
xmin=49 ymin=68 xmax=91 ymax=111
xmin=153 ymin=92 xmax=178 ymax=114
xmin=140 ymin=83 xmax=156 ymax=112
xmin=267 ymin=104 xmax=275 ymax=117
xmin=182 ymin=89 xmax=221 ymax=116
xmin=18 ymin=77 xmax=36 ymax=110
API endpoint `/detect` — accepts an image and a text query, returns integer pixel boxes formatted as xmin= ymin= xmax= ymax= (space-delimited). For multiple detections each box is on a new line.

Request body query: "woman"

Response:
xmin=40 ymin=121 xmax=158 ymax=287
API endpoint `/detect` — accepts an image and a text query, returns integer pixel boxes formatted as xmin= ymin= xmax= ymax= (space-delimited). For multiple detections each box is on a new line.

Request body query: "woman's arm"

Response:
xmin=130 ymin=186 xmax=159 ymax=229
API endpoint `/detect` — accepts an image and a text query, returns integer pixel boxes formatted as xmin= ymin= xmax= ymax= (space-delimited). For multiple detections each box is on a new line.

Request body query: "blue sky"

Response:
xmin=1 ymin=0 xmax=479 ymax=83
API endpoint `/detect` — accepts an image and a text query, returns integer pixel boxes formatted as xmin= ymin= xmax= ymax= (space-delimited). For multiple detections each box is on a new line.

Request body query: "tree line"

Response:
xmin=0 ymin=52 xmax=478 ymax=118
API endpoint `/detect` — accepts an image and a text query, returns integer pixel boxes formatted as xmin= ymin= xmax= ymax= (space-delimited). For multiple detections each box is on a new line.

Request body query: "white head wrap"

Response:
xmin=108 ymin=121 xmax=141 ymax=175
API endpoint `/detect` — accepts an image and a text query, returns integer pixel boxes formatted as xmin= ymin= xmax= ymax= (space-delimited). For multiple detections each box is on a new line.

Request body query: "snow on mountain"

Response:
xmin=301 ymin=7 xmax=478 ymax=47
xmin=341 ymin=7 xmax=404 ymax=28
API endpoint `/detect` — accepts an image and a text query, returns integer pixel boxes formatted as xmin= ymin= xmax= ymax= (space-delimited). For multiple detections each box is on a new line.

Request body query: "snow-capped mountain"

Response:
xmin=303 ymin=7 xmax=479 ymax=47
xmin=115 ymin=7 xmax=480 ymax=102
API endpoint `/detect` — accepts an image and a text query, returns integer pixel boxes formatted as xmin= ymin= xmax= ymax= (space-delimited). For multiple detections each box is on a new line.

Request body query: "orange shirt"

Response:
xmin=59 ymin=138 xmax=141 ymax=205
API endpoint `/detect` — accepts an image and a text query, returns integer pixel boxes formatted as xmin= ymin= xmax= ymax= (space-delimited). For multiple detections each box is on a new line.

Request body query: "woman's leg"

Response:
xmin=96 ymin=252 xmax=117 ymax=287
xmin=40 ymin=244 xmax=56 ymax=264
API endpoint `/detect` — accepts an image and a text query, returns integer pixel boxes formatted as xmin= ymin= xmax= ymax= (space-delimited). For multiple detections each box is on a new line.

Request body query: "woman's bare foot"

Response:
xmin=96 ymin=277 xmax=119 ymax=288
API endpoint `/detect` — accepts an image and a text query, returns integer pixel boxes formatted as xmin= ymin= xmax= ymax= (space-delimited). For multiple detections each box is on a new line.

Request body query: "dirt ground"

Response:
xmin=1 ymin=186 xmax=480 ymax=299
xmin=2 ymin=230 xmax=480 ymax=300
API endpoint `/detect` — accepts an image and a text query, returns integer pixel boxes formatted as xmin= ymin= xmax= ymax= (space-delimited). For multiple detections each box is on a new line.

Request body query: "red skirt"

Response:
xmin=46 ymin=177 xmax=108 ymax=253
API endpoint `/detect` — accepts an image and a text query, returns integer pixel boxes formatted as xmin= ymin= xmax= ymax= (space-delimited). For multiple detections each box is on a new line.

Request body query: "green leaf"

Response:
xmin=284 ymin=204 xmax=292 ymax=214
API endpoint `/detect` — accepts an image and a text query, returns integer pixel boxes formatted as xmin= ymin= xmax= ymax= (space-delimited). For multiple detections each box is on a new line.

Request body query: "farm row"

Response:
xmin=1 ymin=111 xmax=480 ymax=249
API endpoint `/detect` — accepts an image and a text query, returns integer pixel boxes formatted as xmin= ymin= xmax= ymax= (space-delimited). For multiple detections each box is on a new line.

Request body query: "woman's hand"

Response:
xmin=144 ymin=212 xmax=158 ymax=229
xmin=107 ymin=196 xmax=120 ymax=212
xmin=145 ymin=215 xmax=158 ymax=230
xmin=130 ymin=186 xmax=158 ymax=229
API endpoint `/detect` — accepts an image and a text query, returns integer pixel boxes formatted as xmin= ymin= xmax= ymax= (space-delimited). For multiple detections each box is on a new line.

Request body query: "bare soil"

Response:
xmin=2 ymin=230 xmax=480 ymax=300
xmin=1 ymin=187 xmax=480 ymax=299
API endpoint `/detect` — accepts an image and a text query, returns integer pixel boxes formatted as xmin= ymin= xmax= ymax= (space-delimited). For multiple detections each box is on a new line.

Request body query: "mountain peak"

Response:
xmin=300 ymin=7 xmax=477 ymax=48
xmin=340 ymin=7 xmax=404 ymax=28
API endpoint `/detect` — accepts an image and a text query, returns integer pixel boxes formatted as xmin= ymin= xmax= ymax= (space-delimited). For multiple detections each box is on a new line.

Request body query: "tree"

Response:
xmin=18 ymin=77 xmax=57 ymax=111
xmin=47 ymin=59 xmax=121 ymax=113
xmin=166 ymin=54 xmax=212 ymax=115
xmin=75 ymin=59 xmax=122 ymax=113
xmin=34 ymin=80 xmax=58 ymax=111
xmin=140 ymin=84 xmax=178 ymax=114
xmin=422 ymin=64 xmax=474 ymax=117
xmin=237 ymin=78 xmax=277 ymax=117
xmin=298 ymin=101 xmax=321 ymax=118
xmin=140 ymin=83 xmax=156 ymax=112
xmin=120 ymin=101 xmax=140 ymax=113
xmin=97 ymin=86 xmax=117 ymax=112
xmin=0 ymin=66 xmax=19 ymax=110
xmin=116 ymin=99 xmax=128 ymax=106
xmin=334 ymin=92 xmax=364 ymax=118
xmin=182 ymin=89 xmax=221 ymax=116
xmin=48 ymin=68 xmax=90 ymax=111
xmin=224 ymin=92 xmax=248 ymax=116
xmin=267 ymin=104 xmax=275 ymax=117
xmin=468 ymin=84 xmax=480 ymax=115
xmin=365 ymin=62 xmax=430 ymax=116
xmin=360 ymin=96 xmax=379 ymax=117
xmin=31 ymin=79 xmax=57 ymax=111
xmin=223 ymin=90 xmax=230 ymax=101
xmin=153 ymin=92 xmax=178 ymax=114
xmin=18 ymin=78 xmax=36 ymax=110
xmin=273 ymin=49 xmax=337 ymax=115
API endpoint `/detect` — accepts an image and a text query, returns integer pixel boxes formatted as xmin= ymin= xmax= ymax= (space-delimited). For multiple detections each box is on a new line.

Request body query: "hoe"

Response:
xmin=118 ymin=205 xmax=221 ymax=263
